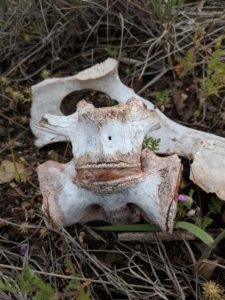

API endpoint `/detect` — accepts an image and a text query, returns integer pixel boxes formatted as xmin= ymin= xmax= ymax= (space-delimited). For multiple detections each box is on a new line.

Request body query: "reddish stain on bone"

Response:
xmin=76 ymin=167 xmax=142 ymax=182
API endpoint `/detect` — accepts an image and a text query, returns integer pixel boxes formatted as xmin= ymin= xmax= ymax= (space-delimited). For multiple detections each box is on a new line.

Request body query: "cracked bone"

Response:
xmin=31 ymin=58 xmax=225 ymax=200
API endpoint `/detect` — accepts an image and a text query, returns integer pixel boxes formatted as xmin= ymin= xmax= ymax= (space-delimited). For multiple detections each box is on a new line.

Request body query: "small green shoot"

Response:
xmin=200 ymin=229 xmax=225 ymax=261
xmin=40 ymin=69 xmax=51 ymax=79
xmin=9 ymin=134 xmax=21 ymax=183
xmin=104 ymin=47 xmax=127 ymax=58
xmin=143 ymin=137 xmax=161 ymax=151
xmin=153 ymin=89 xmax=172 ymax=109
xmin=199 ymin=196 xmax=224 ymax=230
xmin=0 ymin=277 xmax=16 ymax=293
xmin=152 ymin=0 xmax=184 ymax=27
xmin=0 ymin=76 xmax=10 ymax=86
xmin=176 ymin=47 xmax=197 ymax=77
xmin=64 ymin=257 xmax=91 ymax=299
xmin=63 ymin=141 xmax=72 ymax=163
xmin=193 ymin=109 xmax=201 ymax=119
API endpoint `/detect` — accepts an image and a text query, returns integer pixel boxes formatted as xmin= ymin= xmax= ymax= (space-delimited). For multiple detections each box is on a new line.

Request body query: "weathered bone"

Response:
xmin=31 ymin=58 xmax=225 ymax=200
xmin=38 ymin=99 xmax=160 ymax=167
xmin=38 ymin=148 xmax=181 ymax=233
xmin=37 ymin=99 xmax=181 ymax=232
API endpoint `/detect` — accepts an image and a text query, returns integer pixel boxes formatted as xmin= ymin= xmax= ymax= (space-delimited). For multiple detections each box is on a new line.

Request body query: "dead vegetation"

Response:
xmin=0 ymin=1 xmax=225 ymax=299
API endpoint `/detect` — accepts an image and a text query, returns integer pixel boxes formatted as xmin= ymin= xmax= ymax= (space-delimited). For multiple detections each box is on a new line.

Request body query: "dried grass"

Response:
xmin=0 ymin=1 xmax=225 ymax=299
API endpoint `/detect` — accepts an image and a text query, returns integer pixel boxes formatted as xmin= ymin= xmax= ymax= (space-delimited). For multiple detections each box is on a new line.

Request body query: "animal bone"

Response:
xmin=37 ymin=99 xmax=181 ymax=232
xmin=38 ymin=151 xmax=181 ymax=233
xmin=31 ymin=58 xmax=225 ymax=200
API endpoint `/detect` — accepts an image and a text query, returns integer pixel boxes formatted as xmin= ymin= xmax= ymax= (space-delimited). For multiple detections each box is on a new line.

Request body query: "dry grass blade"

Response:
xmin=0 ymin=0 xmax=225 ymax=299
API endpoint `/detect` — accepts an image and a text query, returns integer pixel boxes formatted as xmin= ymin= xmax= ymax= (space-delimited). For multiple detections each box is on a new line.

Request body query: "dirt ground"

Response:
xmin=0 ymin=1 xmax=225 ymax=299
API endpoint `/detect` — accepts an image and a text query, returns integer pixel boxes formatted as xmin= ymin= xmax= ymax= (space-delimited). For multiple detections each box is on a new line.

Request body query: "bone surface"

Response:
xmin=37 ymin=99 xmax=181 ymax=231
xmin=38 ymin=149 xmax=181 ymax=233
xmin=31 ymin=58 xmax=225 ymax=200
xmin=38 ymin=99 xmax=160 ymax=169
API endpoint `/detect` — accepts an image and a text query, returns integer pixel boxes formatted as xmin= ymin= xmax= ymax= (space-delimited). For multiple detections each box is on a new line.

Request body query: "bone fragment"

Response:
xmin=31 ymin=58 xmax=225 ymax=200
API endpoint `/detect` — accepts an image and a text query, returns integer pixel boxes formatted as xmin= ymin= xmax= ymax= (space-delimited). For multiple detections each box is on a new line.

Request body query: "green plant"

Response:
xmin=64 ymin=257 xmax=91 ymax=300
xmin=152 ymin=0 xmax=184 ymax=27
xmin=9 ymin=135 xmax=28 ymax=183
xmin=143 ymin=137 xmax=161 ymax=151
xmin=18 ymin=266 xmax=54 ymax=300
xmin=0 ymin=263 xmax=91 ymax=300
xmin=0 ymin=265 xmax=54 ymax=300
xmin=177 ymin=191 xmax=224 ymax=230
xmin=104 ymin=47 xmax=127 ymax=59
xmin=175 ymin=37 xmax=225 ymax=108
xmin=195 ymin=196 xmax=224 ymax=230
xmin=199 ymin=38 xmax=225 ymax=106
xmin=40 ymin=69 xmax=51 ymax=79
xmin=0 ymin=76 xmax=32 ymax=103
xmin=94 ymin=222 xmax=225 ymax=258
xmin=153 ymin=89 xmax=172 ymax=109
xmin=175 ymin=47 xmax=197 ymax=76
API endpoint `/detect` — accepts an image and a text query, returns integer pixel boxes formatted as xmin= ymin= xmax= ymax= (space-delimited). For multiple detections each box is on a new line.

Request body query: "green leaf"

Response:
xmin=208 ymin=196 xmax=224 ymax=214
xmin=175 ymin=222 xmax=214 ymax=246
xmin=18 ymin=265 xmax=54 ymax=299
xmin=94 ymin=224 xmax=161 ymax=232
xmin=0 ymin=277 xmax=17 ymax=292
xmin=78 ymin=286 xmax=91 ymax=300
xmin=200 ymin=229 xmax=225 ymax=260
xmin=200 ymin=217 xmax=213 ymax=230
xmin=65 ymin=277 xmax=79 ymax=292
xmin=95 ymin=222 xmax=215 ymax=246
xmin=143 ymin=137 xmax=161 ymax=151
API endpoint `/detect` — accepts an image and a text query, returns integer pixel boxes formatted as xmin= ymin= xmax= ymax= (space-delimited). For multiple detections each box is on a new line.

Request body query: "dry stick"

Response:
xmin=118 ymin=231 xmax=200 ymax=243
xmin=0 ymin=263 xmax=109 ymax=284
xmin=0 ymin=129 xmax=29 ymax=154
xmin=5 ymin=42 xmax=45 ymax=77
xmin=0 ymin=217 xmax=44 ymax=229
xmin=0 ymin=112 xmax=27 ymax=130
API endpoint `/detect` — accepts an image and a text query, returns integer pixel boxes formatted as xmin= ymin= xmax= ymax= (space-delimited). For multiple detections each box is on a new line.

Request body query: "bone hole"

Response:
xmin=79 ymin=204 xmax=106 ymax=223
xmin=108 ymin=136 xmax=112 ymax=140
xmin=60 ymin=89 xmax=118 ymax=115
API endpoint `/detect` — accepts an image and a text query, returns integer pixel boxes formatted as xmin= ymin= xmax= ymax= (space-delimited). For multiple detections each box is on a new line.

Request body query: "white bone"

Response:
xmin=38 ymin=149 xmax=181 ymax=233
xmin=31 ymin=59 xmax=225 ymax=231
xmin=37 ymin=100 xmax=181 ymax=231
xmin=31 ymin=58 xmax=225 ymax=200
xmin=38 ymin=99 xmax=160 ymax=168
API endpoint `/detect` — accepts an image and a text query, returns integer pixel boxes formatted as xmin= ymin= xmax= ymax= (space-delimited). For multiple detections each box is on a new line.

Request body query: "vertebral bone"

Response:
xmin=38 ymin=147 xmax=181 ymax=233
xmin=31 ymin=58 xmax=225 ymax=200
xmin=37 ymin=99 xmax=181 ymax=232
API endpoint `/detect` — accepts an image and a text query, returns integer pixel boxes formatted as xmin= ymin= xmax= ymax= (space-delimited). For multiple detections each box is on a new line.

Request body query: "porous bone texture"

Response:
xmin=31 ymin=58 xmax=225 ymax=200
xmin=38 ymin=149 xmax=181 ymax=233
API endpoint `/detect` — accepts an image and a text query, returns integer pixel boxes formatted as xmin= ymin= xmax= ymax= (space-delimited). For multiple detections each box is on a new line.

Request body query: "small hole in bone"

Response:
xmin=108 ymin=136 xmax=112 ymax=140
xmin=60 ymin=89 xmax=118 ymax=115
